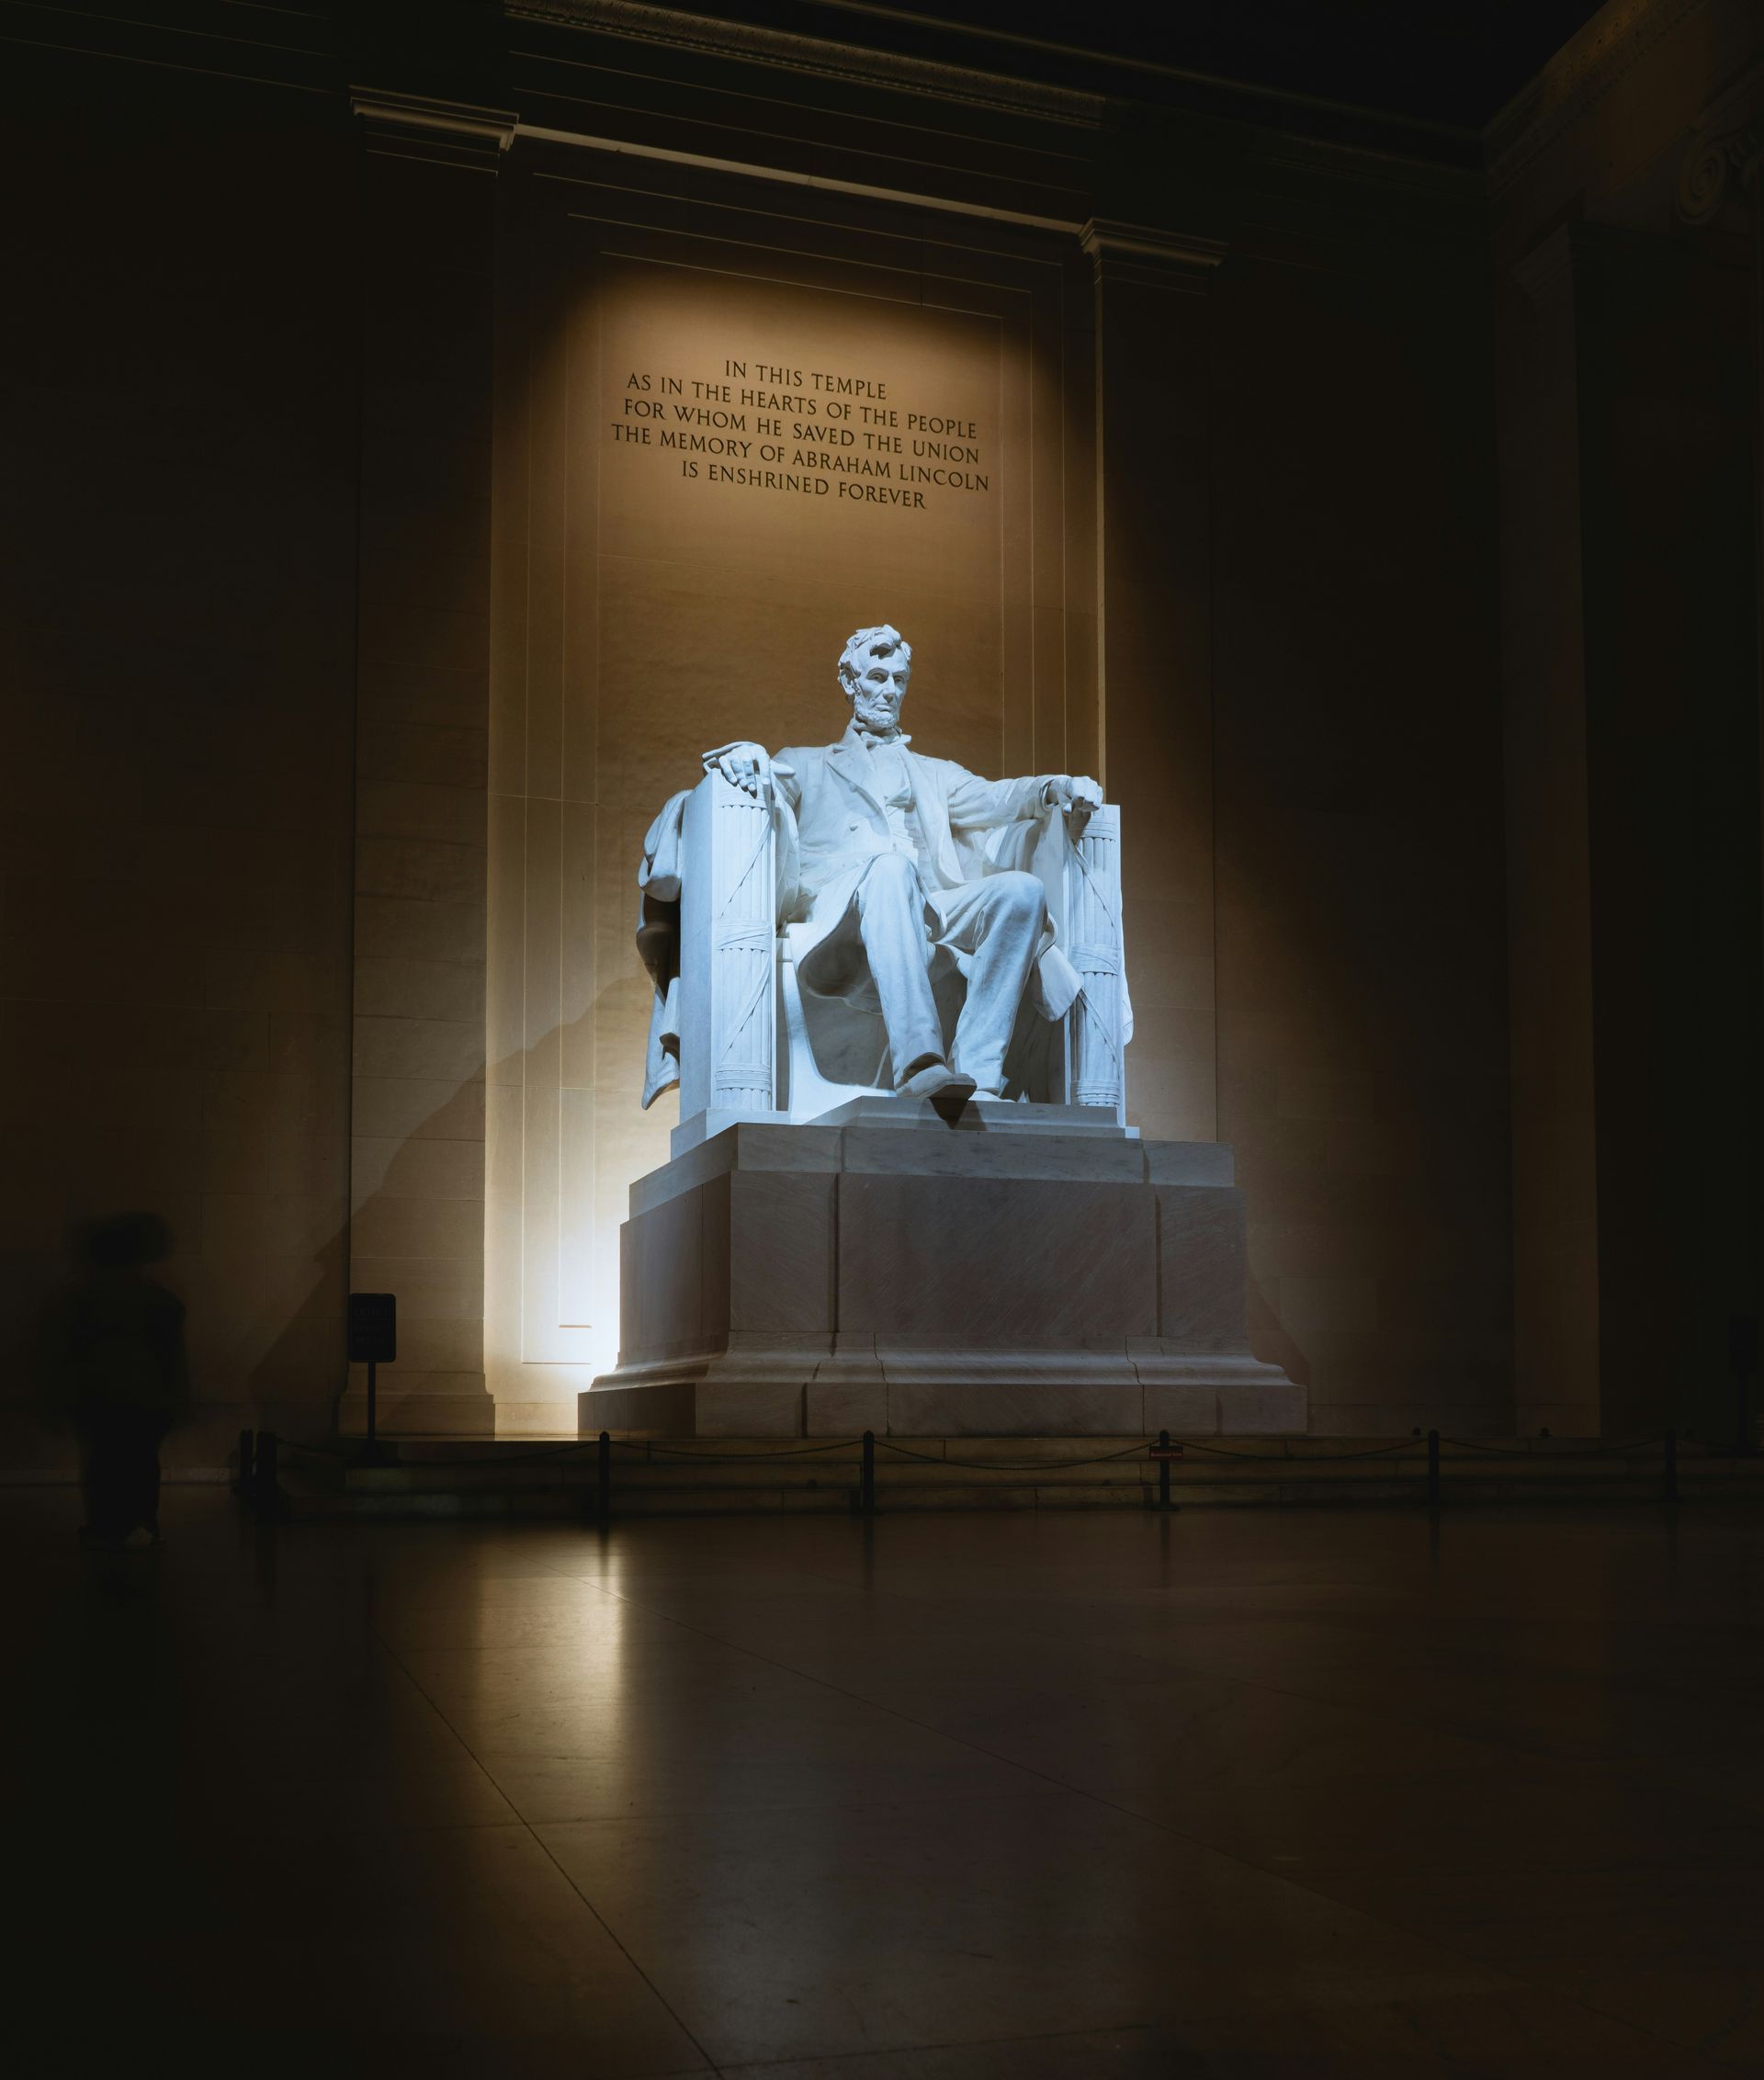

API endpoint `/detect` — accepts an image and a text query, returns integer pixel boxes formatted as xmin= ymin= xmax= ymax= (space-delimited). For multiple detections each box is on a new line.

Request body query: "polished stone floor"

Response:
xmin=7 ymin=1492 xmax=1760 ymax=2075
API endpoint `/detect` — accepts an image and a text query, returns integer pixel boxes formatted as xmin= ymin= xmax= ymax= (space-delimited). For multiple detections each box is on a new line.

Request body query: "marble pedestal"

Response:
xmin=582 ymin=1101 xmax=1305 ymax=1437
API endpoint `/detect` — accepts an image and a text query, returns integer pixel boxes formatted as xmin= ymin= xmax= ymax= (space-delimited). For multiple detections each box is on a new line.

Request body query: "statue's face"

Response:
xmin=843 ymin=650 xmax=910 ymax=735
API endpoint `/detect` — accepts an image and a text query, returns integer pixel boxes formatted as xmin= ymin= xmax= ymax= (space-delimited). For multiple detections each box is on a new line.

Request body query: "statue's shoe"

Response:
xmin=899 ymin=1060 xmax=977 ymax=1121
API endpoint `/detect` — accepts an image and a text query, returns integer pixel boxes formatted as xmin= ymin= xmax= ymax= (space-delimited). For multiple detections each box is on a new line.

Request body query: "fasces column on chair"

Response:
xmin=704 ymin=623 xmax=1102 ymax=1115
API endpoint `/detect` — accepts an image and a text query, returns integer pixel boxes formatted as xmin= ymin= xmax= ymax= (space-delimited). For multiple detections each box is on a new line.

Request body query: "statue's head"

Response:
xmin=838 ymin=624 xmax=911 ymax=735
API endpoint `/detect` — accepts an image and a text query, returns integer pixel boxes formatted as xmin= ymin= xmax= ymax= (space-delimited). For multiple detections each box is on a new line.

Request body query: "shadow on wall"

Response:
xmin=345 ymin=1009 xmax=636 ymax=1441
xmin=0 ymin=1214 xmax=345 ymax=1477
xmin=1245 ymin=1269 xmax=1309 ymax=1396
xmin=3 ymin=1066 xmax=494 ymax=1473
xmin=0 ymin=1004 xmax=622 ymax=1471
xmin=0 ymin=1043 xmax=1320 ymax=1463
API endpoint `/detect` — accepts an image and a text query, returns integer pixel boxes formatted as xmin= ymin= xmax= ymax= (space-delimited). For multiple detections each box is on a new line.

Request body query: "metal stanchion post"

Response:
xmin=597 ymin=1430 xmax=611 ymax=1520
xmin=1730 ymin=1318 xmax=1758 ymax=1457
xmin=861 ymin=1430 xmax=876 ymax=1516
xmin=1148 ymin=1432 xmax=1182 ymax=1509
xmin=1426 ymin=1430 xmax=1441 ymax=1509
xmin=347 ymin=1294 xmax=398 ymax=1465
xmin=237 ymin=1429 xmax=254 ymax=1498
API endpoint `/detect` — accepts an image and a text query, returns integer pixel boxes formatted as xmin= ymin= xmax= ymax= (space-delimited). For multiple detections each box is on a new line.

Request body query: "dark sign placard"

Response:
xmin=347 ymin=1292 xmax=397 ymax=1365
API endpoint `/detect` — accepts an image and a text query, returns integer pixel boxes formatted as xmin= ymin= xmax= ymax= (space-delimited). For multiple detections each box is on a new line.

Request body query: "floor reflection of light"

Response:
xmin=440 ymin=1562 xmax=637 ymax=1784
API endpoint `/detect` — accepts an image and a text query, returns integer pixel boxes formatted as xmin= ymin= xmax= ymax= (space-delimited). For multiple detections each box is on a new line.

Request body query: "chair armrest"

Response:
xmin=674 ymin=768 xmax=780 ymax=1124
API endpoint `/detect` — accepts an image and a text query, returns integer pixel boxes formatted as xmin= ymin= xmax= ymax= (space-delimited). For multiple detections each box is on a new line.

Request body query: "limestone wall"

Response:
xmin=4 ymin=0 xmax=1758 ymax=1447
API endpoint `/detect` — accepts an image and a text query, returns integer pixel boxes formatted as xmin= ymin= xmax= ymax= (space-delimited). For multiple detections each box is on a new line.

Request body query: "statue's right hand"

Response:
xmin=703 ymin=740 xmax=774 ymax=799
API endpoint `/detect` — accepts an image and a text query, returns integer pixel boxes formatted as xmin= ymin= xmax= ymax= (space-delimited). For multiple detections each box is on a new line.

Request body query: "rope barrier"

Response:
xmin=608 ymin=1457 xmax=810 ymax=1472
xmin=1437 ymin=1436 xmax=1666 ymax=1460
xmin=616 ymin=1436 xmax=863 ymax=1462
xmin=875 ymin=1439 xmax=1151 ymax=1473
xmin=1176 ymin=1437 xmax=1422 ymax=1464
xmin=275 ymin=1436 xmax=603 ymax=1469
xmin=231 ymin=1418 xmax=1733 ymax=1530
xmin=262 ymin=1430 xmax=1694 ymax=1487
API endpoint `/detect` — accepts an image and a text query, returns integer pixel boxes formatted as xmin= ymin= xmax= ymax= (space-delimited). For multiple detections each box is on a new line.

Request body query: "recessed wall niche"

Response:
xmin=486 ymin=166 xmax=1094 ymax=1430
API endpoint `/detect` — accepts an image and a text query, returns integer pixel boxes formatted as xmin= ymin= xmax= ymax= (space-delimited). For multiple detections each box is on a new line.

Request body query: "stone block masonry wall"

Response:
xmin=1211 ymin=247 xmax=1512 ymax=1438
xmin=4 ymin=0 xmax=1755 ymax=1450
xmin=1491 ymin=0 xmax=1764 ymax=1440
xmin=0 ymin=102 xmax=359 ymax=1453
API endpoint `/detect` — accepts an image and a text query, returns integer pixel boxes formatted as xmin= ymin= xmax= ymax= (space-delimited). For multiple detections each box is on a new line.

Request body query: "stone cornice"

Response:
xmin=1677 ymin=59 xmax=1764 ymax=224
xmin=508 ymin=0 xmax=1106 ymax=130
xmin=1484 ymin=0 xmax=1707 ymax=194
xmin=1080 ymin=220 xmax=1227 ymax=293
xmin=350 ymin=89 xmax=519 ymax=155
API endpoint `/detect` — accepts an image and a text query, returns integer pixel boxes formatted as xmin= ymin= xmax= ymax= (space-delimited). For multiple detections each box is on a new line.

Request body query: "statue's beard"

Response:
xmin=852 ymin=695 xmax=904 ymax=740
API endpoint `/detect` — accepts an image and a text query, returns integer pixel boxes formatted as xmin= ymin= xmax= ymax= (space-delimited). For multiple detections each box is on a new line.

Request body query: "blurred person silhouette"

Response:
xmin=45 ymin=1213 xmax=190 ymax=1546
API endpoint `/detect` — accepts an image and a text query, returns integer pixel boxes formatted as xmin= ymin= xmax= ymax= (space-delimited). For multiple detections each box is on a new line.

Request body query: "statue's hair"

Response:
xmin=837 ymin=624 xmax=911 ymax=690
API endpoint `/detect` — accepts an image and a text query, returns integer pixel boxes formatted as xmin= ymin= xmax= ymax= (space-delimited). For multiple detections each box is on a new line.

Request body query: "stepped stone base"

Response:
xmin=582 ymin=1103 xmax=1305 ymax=1439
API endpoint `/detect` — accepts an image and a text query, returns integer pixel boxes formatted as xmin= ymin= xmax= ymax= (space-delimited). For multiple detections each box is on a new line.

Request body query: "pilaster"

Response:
xmin=1500 ymin=224 xmax=1601 ymax=1441
xmin=1085 ymin=219 xmax=1226 ymax=1145
xmin=344 ymin=93 xmax=513 ymax=1435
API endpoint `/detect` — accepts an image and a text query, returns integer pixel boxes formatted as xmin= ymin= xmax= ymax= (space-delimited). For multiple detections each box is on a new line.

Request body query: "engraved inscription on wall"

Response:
xmin=610 ymin=357 xmax=992 ymax=513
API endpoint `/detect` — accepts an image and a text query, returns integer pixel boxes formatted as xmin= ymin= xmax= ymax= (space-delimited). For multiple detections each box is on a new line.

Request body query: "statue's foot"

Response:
xmin=899 ymin=1059 xmax=977 ymax=1121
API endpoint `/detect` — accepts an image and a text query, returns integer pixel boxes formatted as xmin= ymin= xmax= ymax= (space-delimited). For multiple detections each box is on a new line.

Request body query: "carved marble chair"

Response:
xmin=670 ymin=768 xmax=1126 ymax=1151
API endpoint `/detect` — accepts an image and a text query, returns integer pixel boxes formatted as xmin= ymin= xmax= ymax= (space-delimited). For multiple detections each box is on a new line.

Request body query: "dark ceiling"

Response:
xmin=671 ymin=0 xmax=1611 ymax=134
